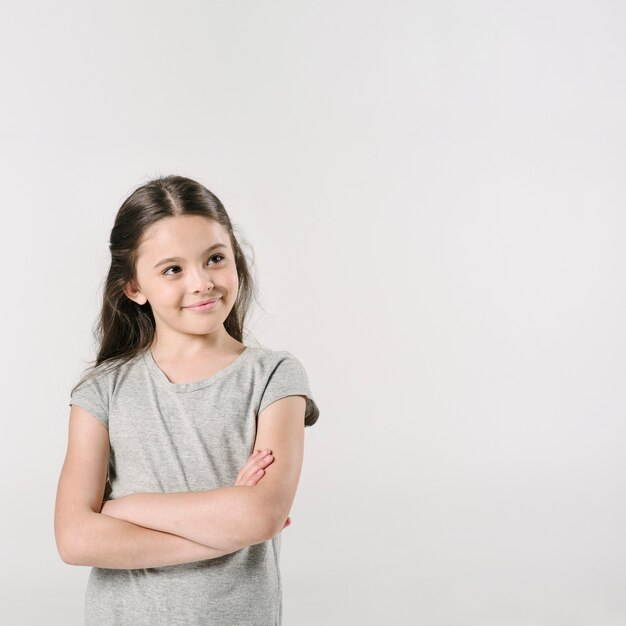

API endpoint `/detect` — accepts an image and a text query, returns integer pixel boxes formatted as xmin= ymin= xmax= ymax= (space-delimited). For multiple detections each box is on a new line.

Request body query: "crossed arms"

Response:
xmin=55 ymin=395 xmax=306 ymax=570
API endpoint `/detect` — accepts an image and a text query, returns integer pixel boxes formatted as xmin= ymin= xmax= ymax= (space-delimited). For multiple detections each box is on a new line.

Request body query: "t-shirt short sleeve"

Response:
xmin=258 ymin=352 xmax=320 ymax=427
xmin=69 ymin=377 xmax=109 ymax=429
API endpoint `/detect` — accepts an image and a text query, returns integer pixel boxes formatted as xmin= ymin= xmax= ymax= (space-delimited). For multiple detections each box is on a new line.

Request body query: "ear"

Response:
xmin=123 ymin=280 xmax=148 ymax=306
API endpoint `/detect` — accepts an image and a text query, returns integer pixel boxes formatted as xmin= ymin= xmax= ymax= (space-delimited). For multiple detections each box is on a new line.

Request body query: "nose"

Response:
xmin=189 ymin=265 xmax=214 ymax=292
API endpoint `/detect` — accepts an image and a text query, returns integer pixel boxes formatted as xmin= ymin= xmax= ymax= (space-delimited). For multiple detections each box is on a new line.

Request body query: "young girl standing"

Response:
xmin=54 ymin=175 xmax=320 ymax=625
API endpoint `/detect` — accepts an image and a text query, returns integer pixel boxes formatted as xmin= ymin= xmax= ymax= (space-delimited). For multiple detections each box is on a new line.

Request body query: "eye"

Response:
xmin=162 ymin=254 xmax=226 ymax=276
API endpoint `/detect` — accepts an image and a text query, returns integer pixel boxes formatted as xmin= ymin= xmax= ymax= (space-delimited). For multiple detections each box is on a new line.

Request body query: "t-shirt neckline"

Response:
xmin=142 ymin=345 xmax=252 ymax=393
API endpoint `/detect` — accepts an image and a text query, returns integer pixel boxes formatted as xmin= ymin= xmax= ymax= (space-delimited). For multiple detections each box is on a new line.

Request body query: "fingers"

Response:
xmin=245 ymin=451 xmax=274 ymax=485
xmin=252 ymin=449 xmax=274 ymax=478
xmin=235 ymin=448 xmax=274 ymax=487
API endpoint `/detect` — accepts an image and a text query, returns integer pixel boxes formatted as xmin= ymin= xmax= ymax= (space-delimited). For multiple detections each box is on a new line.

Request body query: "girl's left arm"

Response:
xmin=102 ymin=395 xmax=306 ymax=552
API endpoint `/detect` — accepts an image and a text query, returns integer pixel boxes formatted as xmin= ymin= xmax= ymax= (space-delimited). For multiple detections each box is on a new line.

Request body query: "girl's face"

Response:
xmin=124 ymin=215 xmax=239 ymax=346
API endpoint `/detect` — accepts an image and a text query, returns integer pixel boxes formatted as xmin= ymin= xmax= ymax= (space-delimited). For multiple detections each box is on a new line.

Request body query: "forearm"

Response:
xmin=104 ymin=486 xmax=273 ymax=552
xmin=65 ymin=511 xmax=235 ymax=569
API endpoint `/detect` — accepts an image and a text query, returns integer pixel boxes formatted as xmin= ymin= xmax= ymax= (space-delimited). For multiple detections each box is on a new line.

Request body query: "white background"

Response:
xmin=1 ymin=1 xmax=625 ymax=624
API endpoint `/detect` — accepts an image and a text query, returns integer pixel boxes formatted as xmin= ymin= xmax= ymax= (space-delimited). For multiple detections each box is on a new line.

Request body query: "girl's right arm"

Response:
xmin=54 ymin=404 xmax=236 ymax=569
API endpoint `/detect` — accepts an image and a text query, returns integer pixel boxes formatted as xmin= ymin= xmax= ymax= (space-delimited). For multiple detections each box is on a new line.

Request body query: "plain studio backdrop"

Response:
xmin=1 ymin=1 xmax=625 ymax=624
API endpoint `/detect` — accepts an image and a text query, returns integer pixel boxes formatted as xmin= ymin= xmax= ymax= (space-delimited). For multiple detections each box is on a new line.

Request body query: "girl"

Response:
xmin=54 ymin=175 xmax=320 ymax=625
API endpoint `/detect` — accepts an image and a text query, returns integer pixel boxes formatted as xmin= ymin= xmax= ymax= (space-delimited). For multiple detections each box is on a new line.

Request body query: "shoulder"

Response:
xmin=251 ymin=345 xmax=320 ymax=427
xmin=249 ymin=345 xmax=304 ymax=368
xmin=69 ymin=353 xmax=142 ymax=427
xmin=72 ymin=353 xmax=139 ymax=393
xmin=246 ymin=346 xmax=310 ymax=385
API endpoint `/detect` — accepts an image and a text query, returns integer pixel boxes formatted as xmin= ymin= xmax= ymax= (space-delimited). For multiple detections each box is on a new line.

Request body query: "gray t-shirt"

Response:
xmin=68 ymin=344 xmax=319 ymax=626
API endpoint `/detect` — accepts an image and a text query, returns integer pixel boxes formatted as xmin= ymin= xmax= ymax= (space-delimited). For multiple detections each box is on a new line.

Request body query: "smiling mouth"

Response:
xmin=184 ymin=297 xmax=221 ymax=311
xmin=186 ymin=297 xmax=220 ymax=307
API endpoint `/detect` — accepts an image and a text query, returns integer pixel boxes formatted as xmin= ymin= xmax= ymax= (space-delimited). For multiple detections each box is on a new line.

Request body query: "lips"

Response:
xmin=185 ymin=297 xmax=221 ymax=308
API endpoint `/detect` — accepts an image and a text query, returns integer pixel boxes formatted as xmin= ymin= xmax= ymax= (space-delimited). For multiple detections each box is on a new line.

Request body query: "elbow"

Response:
xmin=258 ymin=505 xmax=290 ymax=543
xmin=235 ymin=513 xmax=276 ymax=549
xmin=242 ymin=505 xmax=284 ymax=547
xmin=257 ymin=516 xmax=280 ymax=544
xmin=56 ymin=530 xmax=82 ymax=565
xmin=241 ymin=488 xmax=291 ymax=547
xmin=55 ymin=515 xmax=92 ymax=566
xmin=59 ymin=548 xmax=79 ymax=566
xmin=55 ymin=514 xmax=76 ymax=565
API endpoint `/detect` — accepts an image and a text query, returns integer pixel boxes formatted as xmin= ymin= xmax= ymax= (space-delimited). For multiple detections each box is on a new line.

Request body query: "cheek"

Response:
xmin=229 ymin=273 xmax=240 ymax=294
xmin=225 ymin=268 xmax=239 ymax=288
xmin=160 ymin=285 xmax=182 ymax=306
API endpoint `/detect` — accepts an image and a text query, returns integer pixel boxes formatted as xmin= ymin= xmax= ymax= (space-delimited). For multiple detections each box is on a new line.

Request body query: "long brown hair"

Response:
xmin=71 ymin=175 xmax=259 ymax=392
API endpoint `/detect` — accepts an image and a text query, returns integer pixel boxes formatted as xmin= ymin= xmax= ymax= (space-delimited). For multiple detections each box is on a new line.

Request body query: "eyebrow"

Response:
xmin=152 ymin=243 xmax=228 ymax=269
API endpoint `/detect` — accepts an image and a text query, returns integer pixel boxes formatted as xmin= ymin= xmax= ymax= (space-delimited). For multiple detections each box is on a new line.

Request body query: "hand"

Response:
xmin=235 ymin=448 xmax=275 ymax=487
xmin=235 ymin=450 xmax=293 ymax=531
